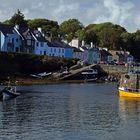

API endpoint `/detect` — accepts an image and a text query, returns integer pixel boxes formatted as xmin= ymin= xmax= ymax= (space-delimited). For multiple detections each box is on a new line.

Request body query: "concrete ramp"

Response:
xmin=60 ymin=63 xmax=96 ymax=80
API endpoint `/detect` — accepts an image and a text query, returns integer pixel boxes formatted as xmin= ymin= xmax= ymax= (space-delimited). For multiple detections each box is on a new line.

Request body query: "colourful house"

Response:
xmin=48 ymin=41 xmax=73 ymax=58
xmin=32 ymin=28 xmax=49 ymax=55
xmin=87 ymin=47 xmax=101 ymax=64
xmin=14 ymin=25 xmax=35 ymax=54
xmin=100 ymin=49 xmax=113 ymax=63
xmin=0 ymin=23 xmax=21 ymax=52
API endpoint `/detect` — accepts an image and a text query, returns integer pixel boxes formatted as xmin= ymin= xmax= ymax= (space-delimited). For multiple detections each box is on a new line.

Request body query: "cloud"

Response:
xmin=95 ymin=0 xmax=134 ymax=31
xmin=0 ymin=0 xmax=139 ymax=32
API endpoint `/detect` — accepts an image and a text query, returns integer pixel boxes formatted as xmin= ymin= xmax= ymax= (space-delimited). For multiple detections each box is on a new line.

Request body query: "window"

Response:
xmin=16 ymin=38 xmax=18 ymax=42
xmin=59 ymin=49 xmax=61 ymax=53
xmin=62 ymin=49 xmax=64 ymax=53
xmin=40 ymin=51 xmax=42 ymax=55
xmin=54 ymin=48 xmax=56 ymax=52
xmin=15 ymin=47 xmax=19 ymax=52
xmin=41 ymin=42 xmax=44 ymax=47
xmin=12 ymin=38 xmax=14 ymax=43
xmin=44 ymin=51 xmax=46 ymax=55
xmin=51 ymin=48 xmax=52 ymax=52
xmin=36 ymin=42 xmax=39 ymax=47
xmin=27 ymin=40 xmax=31 ymax=45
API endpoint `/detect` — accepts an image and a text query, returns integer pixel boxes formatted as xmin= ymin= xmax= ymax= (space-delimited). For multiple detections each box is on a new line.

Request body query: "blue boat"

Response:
xmin=0 ymin=86 xmax=20 ymax=100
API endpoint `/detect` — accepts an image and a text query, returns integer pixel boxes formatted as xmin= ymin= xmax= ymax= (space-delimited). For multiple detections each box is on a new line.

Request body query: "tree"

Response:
xmin=76 ymin=29 xmax=86 ymax=41
xmin=28 ymin=18 xmax=59 ymax=39
xmin=131 ymin=30 xmax=140 ymax=60
xmin=59 ymin=19 xmax=83 ymax=42
xmin=4 ymin=9 xmax=27 ymax=27
xmin=84 ymin=30 xmax=99 ymax=46
xmin=85 ymin=22 xmax=126 ymax=50
xmin=120 ymin=32 xmax=133 ymax=51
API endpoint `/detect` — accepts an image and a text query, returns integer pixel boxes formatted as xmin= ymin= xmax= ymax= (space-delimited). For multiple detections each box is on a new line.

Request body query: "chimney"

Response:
xmin=82 ymin=40 xmax=85 ymax=46
xmin=37 ymin=27 xmax=42 ymax=33
xmin=15 ymin=24 xmax=19 ymax=30
xmin=91 ymin=42 xmax=93 ymax=48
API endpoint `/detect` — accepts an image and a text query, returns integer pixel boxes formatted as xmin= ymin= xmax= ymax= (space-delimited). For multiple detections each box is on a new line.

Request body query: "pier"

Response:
xmin=58 ymin=63 xmax=128 ymax=81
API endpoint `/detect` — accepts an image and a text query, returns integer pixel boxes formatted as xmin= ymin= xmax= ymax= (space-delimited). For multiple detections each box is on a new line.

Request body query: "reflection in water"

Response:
xmin=0 ymin=83 xmax=140 ymax=140
xmin=119 ymin=97 xmax=140 ymax=121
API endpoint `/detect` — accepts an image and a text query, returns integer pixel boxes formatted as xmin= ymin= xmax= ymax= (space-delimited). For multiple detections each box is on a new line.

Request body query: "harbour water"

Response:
xmin=0 ymin=83 xmax=140 ymax=140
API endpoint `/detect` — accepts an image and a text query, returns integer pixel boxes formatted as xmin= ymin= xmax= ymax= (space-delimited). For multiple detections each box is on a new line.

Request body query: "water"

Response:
xmin=0 ymin=83 xmax=140 ymax=140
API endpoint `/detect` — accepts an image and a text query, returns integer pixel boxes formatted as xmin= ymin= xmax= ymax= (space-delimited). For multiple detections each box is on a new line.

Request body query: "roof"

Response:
xmin=14 ymin=26 xmax=35 ymax=41
xmin=48 ymin=40 xmax=73 ymax=49
xmin=0 ymin=23 xmax=14 ymax=35
xmin=89 ymin=47 xmax=100 ymax=52
xmin=81 ymin=46 xmax=88 ymax=50
xmin=100 ymin=49 xmax=112 ymax=56
xmin=72 ymin=47 xmax=83 ymax=52
xmin=32 ymin=30 xmax=47 ymax=42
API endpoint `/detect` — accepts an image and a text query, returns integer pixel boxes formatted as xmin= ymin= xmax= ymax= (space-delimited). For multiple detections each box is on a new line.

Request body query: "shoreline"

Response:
xmin=0 ymin=77 xmax=118 ymax=86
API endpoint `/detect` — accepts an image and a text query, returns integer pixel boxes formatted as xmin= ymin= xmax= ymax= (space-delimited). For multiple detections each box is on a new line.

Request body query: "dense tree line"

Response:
xmin=3 ymin=10 xmax=140 ymax=61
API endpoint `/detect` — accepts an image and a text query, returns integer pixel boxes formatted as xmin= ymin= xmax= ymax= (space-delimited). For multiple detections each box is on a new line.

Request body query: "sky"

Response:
xmin=0 ymin=0 xmax=139 ymax=32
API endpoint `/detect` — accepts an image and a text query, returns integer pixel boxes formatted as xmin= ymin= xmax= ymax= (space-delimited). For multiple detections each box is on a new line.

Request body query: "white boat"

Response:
xmin=30 ymin=72 xmax=52 ymax=79
xmin=81 ymin=69 xmax=98 ymax=75
xmin=81 ymin=69 xmax=98 ymax=82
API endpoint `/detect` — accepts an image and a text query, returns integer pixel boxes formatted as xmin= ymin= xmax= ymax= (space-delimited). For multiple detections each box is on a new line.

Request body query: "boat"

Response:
xmin=119 ymin=63 xmax=140 ymax=97
xmin=0 ymin=86 xmax=20 ymax=100
xmin=81 ymin=68 xmax=98 ymax=82
xmin=30 ymin=72 xmax=52 ymax=79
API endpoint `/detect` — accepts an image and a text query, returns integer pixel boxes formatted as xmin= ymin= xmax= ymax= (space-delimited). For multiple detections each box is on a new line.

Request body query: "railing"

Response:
xmin=119 ymin=87 xmax=140 ymax=93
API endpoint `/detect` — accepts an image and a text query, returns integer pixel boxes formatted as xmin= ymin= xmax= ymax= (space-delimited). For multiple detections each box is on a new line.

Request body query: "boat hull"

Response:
xmin=0 ymin=89 xmax=20 ymax=100
xmin=119 ymin=89 xmax=140 ymax=97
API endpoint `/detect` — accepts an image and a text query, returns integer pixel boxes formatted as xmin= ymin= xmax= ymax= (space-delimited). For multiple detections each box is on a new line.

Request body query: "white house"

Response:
xmin=69 ymin=38 xmax=81 ymax=48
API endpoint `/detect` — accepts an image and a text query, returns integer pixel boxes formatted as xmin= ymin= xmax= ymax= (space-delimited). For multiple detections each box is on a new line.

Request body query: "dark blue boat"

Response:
xmin=0 ymin=86 xmax=20 ymax=100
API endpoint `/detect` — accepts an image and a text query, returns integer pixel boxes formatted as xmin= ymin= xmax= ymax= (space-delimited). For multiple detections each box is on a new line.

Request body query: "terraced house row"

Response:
xmin=0 ymin=23 xmax=134 ymax=64
xmin=0 ymin=23 xmax=73 ymax=58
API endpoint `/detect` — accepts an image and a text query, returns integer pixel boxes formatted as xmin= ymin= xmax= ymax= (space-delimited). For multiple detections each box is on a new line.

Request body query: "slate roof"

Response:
xmin=14 ymin=27 xmax=31 ymax=40
xmin=81 ymin=46 xmax=88 ymax=50
xmin=32 ymin=30 xmax=47 ymax=42
xmin=48 ymin=41 xmax=73 ymax=49
xmin=100 ymin=49 xmax=112 ymax=56
xmin=72 ymin=47 xmax=83 ymax=52
xmin=0 ymin=23 xmax=14 ymax=35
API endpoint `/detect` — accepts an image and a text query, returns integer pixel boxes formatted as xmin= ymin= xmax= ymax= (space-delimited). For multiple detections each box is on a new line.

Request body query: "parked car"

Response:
xmin=108 ymin=61 xmax=115 ymax=65
xmin=116 ymin=61 xmax=125 ymax=65
xmin=100 ymin=61 xmax=107 ymax=64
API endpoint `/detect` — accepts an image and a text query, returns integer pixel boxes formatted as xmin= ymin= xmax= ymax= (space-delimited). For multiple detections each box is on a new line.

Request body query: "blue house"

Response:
xmin=48 ymin=41 xmax=73 ymax=58
xmin=0 ymin=23 xmax=21 ymax=52
xmin=14 ymin=25 xmax=35 ymax=53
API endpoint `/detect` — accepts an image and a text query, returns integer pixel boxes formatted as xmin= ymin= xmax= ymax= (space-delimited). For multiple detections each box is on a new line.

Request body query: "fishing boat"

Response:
xmin=0 ymin=86 xmax=20 ymax=100
xmin=119 ymin=63 xmax=140 ymax=97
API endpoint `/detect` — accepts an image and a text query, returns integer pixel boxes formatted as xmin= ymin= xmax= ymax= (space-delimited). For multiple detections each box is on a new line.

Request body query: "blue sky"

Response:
xmin=0 ymin=0 xmax=139 ymax=32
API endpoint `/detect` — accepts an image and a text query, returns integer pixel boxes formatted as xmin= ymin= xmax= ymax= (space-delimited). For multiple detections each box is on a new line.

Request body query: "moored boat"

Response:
xmin=81 ymin=68 xmax=98 ymax=82
xmin=0 ymin=86 xmax=20 ymax=100
xmin=119 ymin=63 xmax=140 ymax=97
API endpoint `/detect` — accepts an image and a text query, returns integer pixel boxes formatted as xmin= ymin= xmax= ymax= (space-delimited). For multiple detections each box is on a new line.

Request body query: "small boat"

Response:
xmin=81 ymin=69 xmax=98 ymax=82
xmin=0 ymin=86 xmax=20 ymax=100
xmin=30 ymin=72 xmax=52 ymax=79
xmin=119 ymin=63 xmax=140 ymax=97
